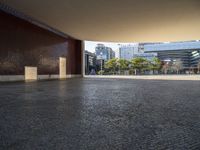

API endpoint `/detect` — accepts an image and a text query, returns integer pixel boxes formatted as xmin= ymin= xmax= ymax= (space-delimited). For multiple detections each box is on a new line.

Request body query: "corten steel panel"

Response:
xmin=0 ymin=10 xmax=82 ymax=75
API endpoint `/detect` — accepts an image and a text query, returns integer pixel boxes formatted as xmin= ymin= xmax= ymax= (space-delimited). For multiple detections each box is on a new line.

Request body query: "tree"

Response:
xmin=131 ymin=57 xmax=149 ymax=75
xmin=197 ymin=61 xmax=200 ymax=74
xmin=118 ymin=59 xmax=130 ymax=74
xmin=105 ymin=58 xmax=118 ymax=74
xmin=173 ymin=59 xmax=183 ymax=74
xmin=149 ymin=57 xmax=161 ymax=74
xmin=162 ymin=61 xmax=172 ymax=74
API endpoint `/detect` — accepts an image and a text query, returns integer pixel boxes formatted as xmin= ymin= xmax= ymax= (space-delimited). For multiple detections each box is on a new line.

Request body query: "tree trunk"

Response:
xmin=164 ymin=69 xmax=167 ymax=74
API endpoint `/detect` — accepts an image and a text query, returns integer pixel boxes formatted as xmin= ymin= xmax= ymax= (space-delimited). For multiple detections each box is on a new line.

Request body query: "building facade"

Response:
xmin=95 ymin=44 xmax=115 ymax=61
xmin=85 ymin=50 xmax=96 ymax=75
xmin=144 ymin=41 xmax=200 ymax=69
xmin=119 ymin=44 xmax=138 ymax=60
xmin=119 ymin=44 xmax=157 ymax=60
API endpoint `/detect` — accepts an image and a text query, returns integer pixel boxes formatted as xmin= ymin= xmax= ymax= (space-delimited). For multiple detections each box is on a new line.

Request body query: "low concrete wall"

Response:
xmin=0 ymin=75 xmax=24 ymax=82
xmin=38 ymin=75 xmax=59 ymax=80
xmin=85 ymin=75 xmax=200 ymax=81
xmin=38 ymin=74 xmax=82 ymax=80
xmin=0 ymin=74 xmax=82 ymax=82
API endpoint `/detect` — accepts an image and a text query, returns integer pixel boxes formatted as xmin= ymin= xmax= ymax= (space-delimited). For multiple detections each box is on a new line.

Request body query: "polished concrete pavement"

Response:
xmin=0 ymin=78 xmax=200 ymax=150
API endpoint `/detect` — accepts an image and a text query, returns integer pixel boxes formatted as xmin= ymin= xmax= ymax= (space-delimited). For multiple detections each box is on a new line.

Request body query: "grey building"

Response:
xmin=95 ymin=44 xmax=115 ymax=61
xmin=85 ymin=50 xmax=96 ymax=75
xmin=144 ymin=41 xmax=200 ymax=69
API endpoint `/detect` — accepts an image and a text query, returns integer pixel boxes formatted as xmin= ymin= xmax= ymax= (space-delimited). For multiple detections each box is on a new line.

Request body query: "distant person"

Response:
xmin=89 ymin=69 xmax=96 ymax=75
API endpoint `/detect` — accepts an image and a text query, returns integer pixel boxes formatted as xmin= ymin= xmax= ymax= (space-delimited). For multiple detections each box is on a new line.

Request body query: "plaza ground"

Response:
xmin=0 ymin=78 xmax=200 ymax=149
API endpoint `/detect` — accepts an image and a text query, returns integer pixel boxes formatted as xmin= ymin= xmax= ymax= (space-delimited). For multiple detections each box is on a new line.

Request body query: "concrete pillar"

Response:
xmin=82 ymin=41 xmax=85 ymax=77
xmin=59 ymin=57 xmax=66 ymax=79
xmin=25 ymin=66 xmax=37 ymax=81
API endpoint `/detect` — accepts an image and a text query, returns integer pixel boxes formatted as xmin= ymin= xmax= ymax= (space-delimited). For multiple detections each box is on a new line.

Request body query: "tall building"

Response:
xmin=85 ymin=50 xmax=96 ymax=75
xmin=144 ymin=41 xmax=200 ymax=69
xmin=119 ymin=44 xmax=139 ymax=60
xmin=119 ymin=44 xmax=157 ymax=60
xmin=95 ymin=44 xmax=115 ymax=61
xmin=138 ymin=43 xmax=158 ymax=53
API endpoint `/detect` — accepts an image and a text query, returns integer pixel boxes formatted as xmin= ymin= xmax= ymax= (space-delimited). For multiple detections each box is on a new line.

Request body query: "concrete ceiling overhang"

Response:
xmin=2 ymin=0 xmax=200 ymax=42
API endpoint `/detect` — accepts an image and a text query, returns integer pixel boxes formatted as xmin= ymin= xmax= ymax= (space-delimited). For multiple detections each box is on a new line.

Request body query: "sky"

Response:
xmin=84 ymin=41 xmax=134 ymax=58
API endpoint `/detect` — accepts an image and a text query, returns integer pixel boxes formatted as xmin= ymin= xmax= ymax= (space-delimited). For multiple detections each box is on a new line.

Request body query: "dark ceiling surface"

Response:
xmin=2 ymin=0 xmax=200 ymax=42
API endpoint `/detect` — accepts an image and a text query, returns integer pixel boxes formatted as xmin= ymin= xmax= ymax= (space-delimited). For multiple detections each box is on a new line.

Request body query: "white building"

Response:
xmin=119 ymin=44 xmax=139 ymax=60
xmin=119 ymin=44 xmax=157 ymax=60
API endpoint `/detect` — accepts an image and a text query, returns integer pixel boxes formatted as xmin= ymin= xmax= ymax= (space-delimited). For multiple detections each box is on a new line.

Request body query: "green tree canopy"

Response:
xmin=118 ymin=59 xmax=130 ymax=71
xmin=149 ymin=57 xmax=161 ymax=71
xmin=105 ymin=58 xmax=118 ymax=74
xmin=131 ymin=57 xmax=149 ymax=74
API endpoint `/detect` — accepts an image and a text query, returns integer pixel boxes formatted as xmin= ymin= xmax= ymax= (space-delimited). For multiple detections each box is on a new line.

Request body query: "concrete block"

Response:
xmin=25 ymin=66 xmax=37 ymax=81
xmin=59 ymin=57 xmax=66 ymax=79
